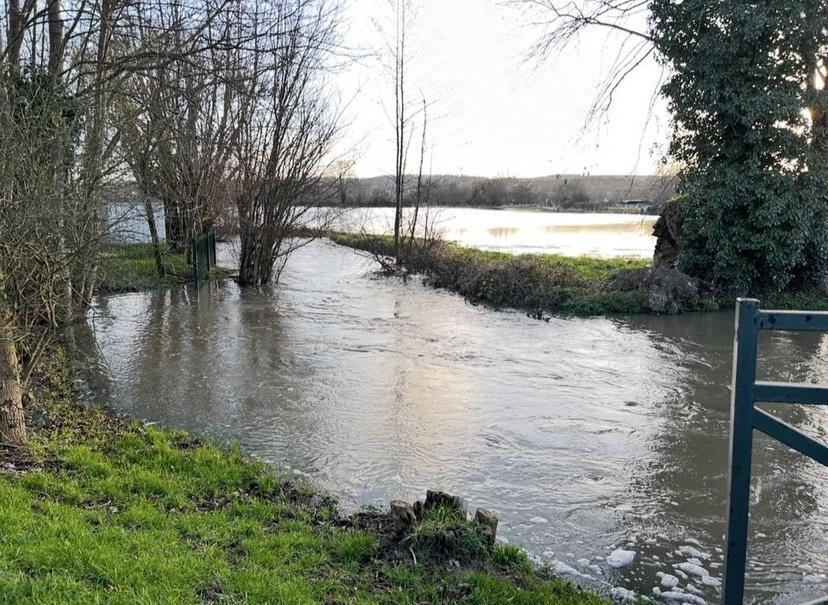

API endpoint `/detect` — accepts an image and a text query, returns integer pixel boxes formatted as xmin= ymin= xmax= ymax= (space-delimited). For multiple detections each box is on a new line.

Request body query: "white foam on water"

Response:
xmin=657 ymin=572 xmax=680 ymax=588
xmin=550 ymin=560 xmax=595 ymax=582
xmin=607 ymin=548 xmax=636 ymax=568
xmin=610 ymin=586 xmax=637 ymax=602
xmin=677 ymin=562 xmax=708 ymax=578
xmin=577 ymin=558 xmax=591 ymax=567
xmin=660 ymin=591 xmax=707 ymax=604
xmin=677 ymin=545 xmax=709 ymax=560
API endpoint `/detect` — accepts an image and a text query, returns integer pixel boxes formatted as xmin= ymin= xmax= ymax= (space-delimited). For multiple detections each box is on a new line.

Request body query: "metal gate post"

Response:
xmin=207 ymin=231 xmax=216 ymax=269
xmin=723 ymin=298 xmax=760 ymax=603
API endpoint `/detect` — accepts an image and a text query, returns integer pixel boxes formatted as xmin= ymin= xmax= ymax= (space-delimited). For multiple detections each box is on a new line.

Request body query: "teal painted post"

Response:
xmin=192 ymin=233 xmax=210 ymax=286
xmin=207 ymin=231 xmax=216 ymax=269
xmin=192 ymin=237 xmax=201 ymax=286
xmin=723 ymin=298 xmax=760 ymax=603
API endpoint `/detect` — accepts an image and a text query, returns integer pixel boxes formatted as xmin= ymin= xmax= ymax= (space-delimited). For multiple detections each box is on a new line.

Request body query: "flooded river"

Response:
xmin=78 ymin=212 xmax=827 ymax=603
xmin=329 ymin=207 xmax=658 ymax=257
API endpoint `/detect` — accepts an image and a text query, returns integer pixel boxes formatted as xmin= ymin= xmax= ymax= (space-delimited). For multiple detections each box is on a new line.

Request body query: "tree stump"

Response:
xmin=390 ymin=500 xmax=417 ymax=533
xmin=424 ymin=490 xmax=468 ymax=519
xmin=474 ymin=508 xmax=498 ymax=546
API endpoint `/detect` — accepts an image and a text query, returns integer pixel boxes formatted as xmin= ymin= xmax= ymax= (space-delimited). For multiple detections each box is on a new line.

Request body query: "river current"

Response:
xmin=79 ymin=209 xmax=828 ymax=603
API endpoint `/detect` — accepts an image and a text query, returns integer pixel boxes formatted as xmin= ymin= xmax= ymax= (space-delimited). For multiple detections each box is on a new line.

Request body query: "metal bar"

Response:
xmin=753 ymin=382 xmax=828 ymax=405
xmin=758 ymin=310 xmax=828 ymax=332
xmin=753 ymin=408 xmax=828 ymax=466
xmin=192 ymin=233 xmax=209 ymax=286
xmin=208 ymin=231 xmax=216 ymax=269
xmin=192 ymin=239 xmax=201 ymax=286
xmin=723 ymin=298 xmax=760 ymax=604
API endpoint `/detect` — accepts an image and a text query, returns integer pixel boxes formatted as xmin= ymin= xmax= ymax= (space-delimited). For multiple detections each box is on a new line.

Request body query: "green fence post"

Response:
xmin=208 ymin=231 xmax=216 ymax=270
xmin=723 ymin=298 xmax=760 ymax=604
xmin=192 ymin=233 xmax=211 ymax=287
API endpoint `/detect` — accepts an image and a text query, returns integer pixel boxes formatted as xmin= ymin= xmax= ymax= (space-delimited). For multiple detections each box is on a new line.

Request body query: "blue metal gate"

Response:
xmin=724 ymin=298 xmax=828 ymax=603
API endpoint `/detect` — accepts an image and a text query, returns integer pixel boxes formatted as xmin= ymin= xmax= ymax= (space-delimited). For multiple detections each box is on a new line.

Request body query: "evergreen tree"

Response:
xmin=650 ymin=0 xmax=828 ymax=293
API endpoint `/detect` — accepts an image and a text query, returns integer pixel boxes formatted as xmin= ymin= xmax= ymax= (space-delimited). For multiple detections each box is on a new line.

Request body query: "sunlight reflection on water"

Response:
xmin=77 ymin=234 xmax=828 ymax=604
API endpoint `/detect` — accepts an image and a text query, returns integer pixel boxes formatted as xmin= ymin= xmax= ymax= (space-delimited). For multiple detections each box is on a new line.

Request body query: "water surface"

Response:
xmin=78 ymin=239 xmax=828 ymax=604
xmin=326 ymin=206 xmax=657 ymax=257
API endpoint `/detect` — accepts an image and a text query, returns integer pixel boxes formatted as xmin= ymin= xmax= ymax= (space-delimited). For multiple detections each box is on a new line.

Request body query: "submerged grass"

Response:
xmin=97 ymin=243 xmax=231 ymax=293
xmin=0 ymin=354 xmax=608 ymax=604
xmin=330 ymin=232 xmax=652 ymax=316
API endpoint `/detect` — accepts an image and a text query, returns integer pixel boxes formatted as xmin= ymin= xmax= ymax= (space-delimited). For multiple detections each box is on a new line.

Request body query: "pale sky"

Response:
xmin=331 ymin=1 xmax=670 ymax=179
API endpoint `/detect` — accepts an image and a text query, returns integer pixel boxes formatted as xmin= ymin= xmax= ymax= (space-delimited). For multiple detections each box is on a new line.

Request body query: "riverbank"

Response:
xmin=331 ymin=233 xmax=828 ymax=316
xmin=0 ymin=352 xmax=608 ymax=604
xmin=97 ymin=243 xmax=231 ymax=293
xmin=330 ymin=232 xmax=659 ymax=316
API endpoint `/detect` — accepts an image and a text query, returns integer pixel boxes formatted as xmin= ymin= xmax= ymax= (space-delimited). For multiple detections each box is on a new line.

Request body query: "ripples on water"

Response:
xmin=77 ymin=239 xmax=828 ymax=604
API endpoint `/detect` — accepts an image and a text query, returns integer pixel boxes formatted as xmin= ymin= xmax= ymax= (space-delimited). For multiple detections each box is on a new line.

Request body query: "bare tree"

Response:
xmin=234 ymin=0 xmax=343 ymax=286
xmin=391 ymin=0 xmax=409 ymax=263
xmin=516 ymin=0 xmax=655 ymax=124
xmin=373 ymin=0 xmax=438 ymax=270
xmin=0 ymin=0 xmax=237 ymax=442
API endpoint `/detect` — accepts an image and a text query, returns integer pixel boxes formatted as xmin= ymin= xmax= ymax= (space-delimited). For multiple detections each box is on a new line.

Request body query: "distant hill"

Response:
xmin=333 ymin=174 xmax=674 ymax=213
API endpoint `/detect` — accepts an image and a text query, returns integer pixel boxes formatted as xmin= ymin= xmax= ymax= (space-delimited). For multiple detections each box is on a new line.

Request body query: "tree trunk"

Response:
xmin=144 ymin=197 xmax=165 ymax=277
xmin=808 ymin=53 xmax=828 ymax=157
xmin=47 ymin=0 xmax=63 ymax=77
xmin=164 ymin=200 xmax=185 ymax=252
xmin=7 ymin=0 xmax=23 ymax=69
xmin=0 ymin=300 xmax=25 ymax=445
xmin=393 ymin=1 xmax=406 ymax=265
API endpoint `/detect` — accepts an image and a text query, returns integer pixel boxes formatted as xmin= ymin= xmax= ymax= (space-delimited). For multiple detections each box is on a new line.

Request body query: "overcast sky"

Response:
xmin=331 ymin=1 xmax=670 ymax=179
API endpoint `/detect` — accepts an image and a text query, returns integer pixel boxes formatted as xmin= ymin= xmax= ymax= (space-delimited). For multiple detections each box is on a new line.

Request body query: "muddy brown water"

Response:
xmin=77 ymin=237 xmax=827 ymax=604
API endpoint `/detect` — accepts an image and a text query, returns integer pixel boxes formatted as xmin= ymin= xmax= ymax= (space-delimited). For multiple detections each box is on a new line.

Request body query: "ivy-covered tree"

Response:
xmin=520 ymin=0 xmax=828 ymax=294
xmin=650 ymin=0 xmax=828 ymax=294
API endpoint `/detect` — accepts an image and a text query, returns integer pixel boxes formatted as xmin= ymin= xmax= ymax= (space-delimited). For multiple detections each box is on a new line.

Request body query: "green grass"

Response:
xmin=0 ymin=357 xmax=609 ymax=604
xmin=330 ymin=233 xmax=828 ymax=316
xmin=407 ymin=504 xmax=490 ymax=561
xmin=97 ymin=243 xmax=231 ymax=293
xmin=330 ymin=232 xmax=652 ymax=316
xmin=443 ymin=243 xmax=650 ymax=282
xmin=491 ymin=544 xmax=533 ymax=574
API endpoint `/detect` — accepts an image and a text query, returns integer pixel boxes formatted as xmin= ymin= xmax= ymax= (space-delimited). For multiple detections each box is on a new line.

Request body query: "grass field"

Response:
xmin=0 ymin=354 xmax=609 ymax=604
xmin=97 ymin=243 xmax=231 ymax=293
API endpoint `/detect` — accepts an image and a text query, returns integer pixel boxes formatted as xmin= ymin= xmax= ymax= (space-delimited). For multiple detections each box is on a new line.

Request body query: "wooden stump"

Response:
xmin=390 ymin=500 xmax=417 ymax=533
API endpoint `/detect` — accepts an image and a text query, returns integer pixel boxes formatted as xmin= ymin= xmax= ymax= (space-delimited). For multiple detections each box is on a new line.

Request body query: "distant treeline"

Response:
xmin=328 ymin=174 xmax=675 ymax=213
